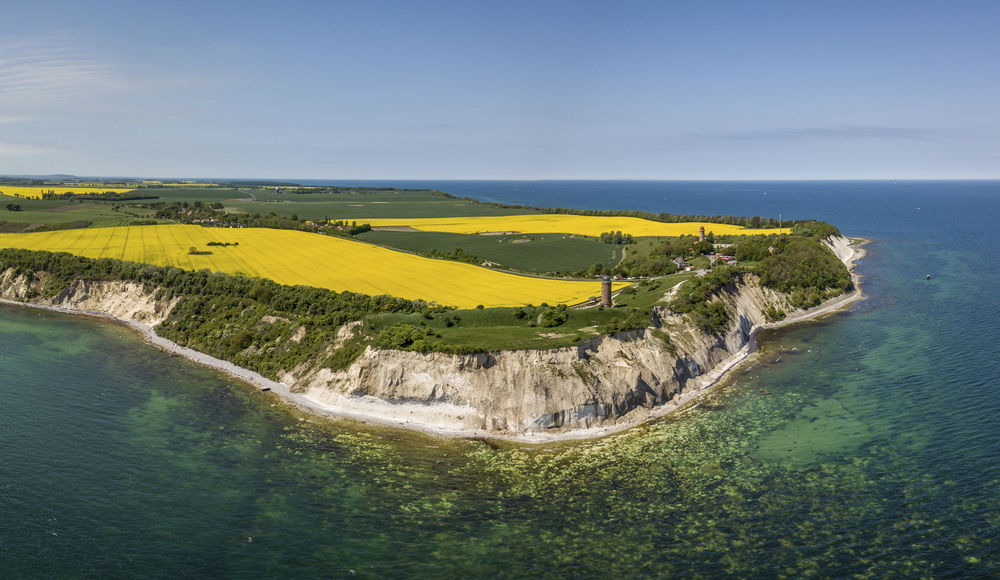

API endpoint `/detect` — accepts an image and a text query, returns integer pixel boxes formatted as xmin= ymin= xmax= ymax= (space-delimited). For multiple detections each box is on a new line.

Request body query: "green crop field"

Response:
xmin=3 ymin=186 xmax=537 ymax=230
xmin=220 ymin=190 xmax=539 ymax=221
xmin=0 ymin=193 xmax=83 ymax=213
xmin=0 ymin=194 xmax=167 ymax=229
xmin=134 ymin=187 xmax=248 ymax=204
xmin=357 ymin=230 xmax=622 ymax=273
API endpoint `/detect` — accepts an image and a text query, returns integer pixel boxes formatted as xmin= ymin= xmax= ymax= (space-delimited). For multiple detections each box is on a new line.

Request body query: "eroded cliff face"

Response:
xmin=284 ymin=273 xmax=788 ymax=435
xmin=0 ymin=270 xmax=178 ymax=326
xmin=821 ymin=235 xmax=855 ymax=263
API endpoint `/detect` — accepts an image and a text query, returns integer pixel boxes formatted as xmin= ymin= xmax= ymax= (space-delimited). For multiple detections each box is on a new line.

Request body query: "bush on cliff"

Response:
xmin=539 ymin=304 xmax=568 ymax=327
xmin=755 ymin=236 xmax=852 ymax=304
xmin=669 ymin=266 xmax=738 ymax=335
xmin=373 ymin=323 xmax=486 ymax=354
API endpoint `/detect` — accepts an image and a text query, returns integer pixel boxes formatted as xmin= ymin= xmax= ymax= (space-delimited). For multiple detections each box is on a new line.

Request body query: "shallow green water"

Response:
xmin=3 ymin=182 xmax=1000 ymax=578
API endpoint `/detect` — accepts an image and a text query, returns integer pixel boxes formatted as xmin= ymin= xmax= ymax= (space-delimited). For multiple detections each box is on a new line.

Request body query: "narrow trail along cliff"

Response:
xmin=0 ymin=235 xmax=865 ymax=441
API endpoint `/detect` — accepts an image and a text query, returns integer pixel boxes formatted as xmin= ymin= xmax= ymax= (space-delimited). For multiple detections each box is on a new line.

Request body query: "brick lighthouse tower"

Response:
xmin=699 ymin=226 xmax=705 ymax=242
xmin=601 ymin=275 xmax=612 ymax=307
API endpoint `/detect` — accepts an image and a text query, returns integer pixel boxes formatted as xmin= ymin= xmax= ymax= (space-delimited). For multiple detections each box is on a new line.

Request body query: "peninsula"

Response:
xmin=0 ymin=178 xmax=866 ymax=440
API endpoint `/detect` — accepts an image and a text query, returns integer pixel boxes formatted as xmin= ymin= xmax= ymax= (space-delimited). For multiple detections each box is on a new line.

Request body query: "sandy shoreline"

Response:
xmin=0 ymin=296 xmax=482 ymax=440
xmin=0 ymin=238 xmax=868 ymax=443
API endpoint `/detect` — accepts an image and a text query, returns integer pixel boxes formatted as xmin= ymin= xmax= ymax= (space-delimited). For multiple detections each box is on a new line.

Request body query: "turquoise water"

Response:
xmin=2 ymin=181 xmax=999 ymax=578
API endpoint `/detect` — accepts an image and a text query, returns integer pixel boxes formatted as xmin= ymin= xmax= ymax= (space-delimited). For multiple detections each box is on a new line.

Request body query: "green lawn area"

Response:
xmin=357 ymin=230 xmax=621 ymax=273
xmin=688 ymin=255 xmax=711 ymax=269
xmin=612 ymin=272 xmax=696 ymax=310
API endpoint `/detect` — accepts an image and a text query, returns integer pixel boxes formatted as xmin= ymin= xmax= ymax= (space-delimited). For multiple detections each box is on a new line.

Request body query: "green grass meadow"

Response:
xmin=367 ymin=305 xmax=616 ymax=350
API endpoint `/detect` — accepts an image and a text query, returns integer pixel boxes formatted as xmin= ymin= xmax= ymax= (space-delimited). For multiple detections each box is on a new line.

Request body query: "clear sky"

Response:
xmin=2 ymin=0 xmax=997 ymax=180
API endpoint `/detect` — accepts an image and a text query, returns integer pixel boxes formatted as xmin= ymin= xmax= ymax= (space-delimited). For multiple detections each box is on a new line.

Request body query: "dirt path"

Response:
xmin=616 ymin=246 xmax=628 ymax=267
xmin=371 ymin=226 xmax=422 ymax=232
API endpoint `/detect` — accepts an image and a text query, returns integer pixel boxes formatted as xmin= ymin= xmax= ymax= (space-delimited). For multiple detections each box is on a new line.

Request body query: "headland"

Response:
xmin=0 ymin=235 xmax=867 ymax=442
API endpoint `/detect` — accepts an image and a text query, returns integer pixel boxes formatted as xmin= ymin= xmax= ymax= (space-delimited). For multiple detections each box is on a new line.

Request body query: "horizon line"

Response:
xmin=3 ymin=175 xmax=999 ymax=183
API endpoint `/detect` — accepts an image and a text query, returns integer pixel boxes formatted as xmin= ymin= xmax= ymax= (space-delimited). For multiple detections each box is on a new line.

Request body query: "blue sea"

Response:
xmin=2 ymin=180 xmax=999 ymax=578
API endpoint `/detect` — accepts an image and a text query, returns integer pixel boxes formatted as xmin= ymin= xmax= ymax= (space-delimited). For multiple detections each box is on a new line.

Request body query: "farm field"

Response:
xmin=0 ymin=225 xmax=626 ymax=308
xmin=0 ymin=185 xmax=137 ymax=198
xmin=1 ymin=193 xmax=122 ymax=213
xmin=221 ymin=190 xmax=539 ymax=221
xmin=357 ymin=230 xmax=621 ymax=273
xmin=0 ymin=203 xmax=152 ymax=224
xmin=0 ymin=194 xmax=166 ymax=228
xmin=135 ymin=187 xmax=251 ymax=204
xmin=360 ymin=215 xmax=778 ymax=237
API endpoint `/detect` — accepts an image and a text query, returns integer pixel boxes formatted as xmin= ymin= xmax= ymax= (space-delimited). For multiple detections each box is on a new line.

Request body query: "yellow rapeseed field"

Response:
xmin=362 ymin=215 xmax=777 ymax=237
xmin=0 ymin=225 xmax=626 ymax=308
xmin=0 ymin=185 xmax=136 ymax=198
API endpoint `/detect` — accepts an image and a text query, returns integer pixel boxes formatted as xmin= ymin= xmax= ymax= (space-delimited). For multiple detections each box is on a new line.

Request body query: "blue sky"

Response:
xmin=2 ymin=1 xmax=997 ymax=180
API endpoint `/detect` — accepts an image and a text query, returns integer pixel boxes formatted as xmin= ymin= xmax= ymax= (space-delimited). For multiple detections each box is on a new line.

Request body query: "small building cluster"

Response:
xmin=190 ymin=217 xmax=246 ymax=228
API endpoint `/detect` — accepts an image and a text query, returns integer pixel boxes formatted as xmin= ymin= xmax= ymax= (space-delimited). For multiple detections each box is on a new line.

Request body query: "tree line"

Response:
xmin=599 ymin=231 xmax=634 ymax=244
xmin=41 ymin=192 xmax=160 ymax=201
xmin=150 ymin=201 xmax=372 ymax=238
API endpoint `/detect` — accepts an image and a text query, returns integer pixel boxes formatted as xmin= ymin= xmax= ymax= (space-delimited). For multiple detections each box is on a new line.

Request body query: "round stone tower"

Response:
xmin=601 ymin=275 xmax=612 ymax=307
xmin=700 ymin=226 xmax=705 ymax=242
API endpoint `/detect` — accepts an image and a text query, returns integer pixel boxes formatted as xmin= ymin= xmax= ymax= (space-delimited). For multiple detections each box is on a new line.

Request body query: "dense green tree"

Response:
xmin=540 ymin=304 xmax=568 ymax=327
